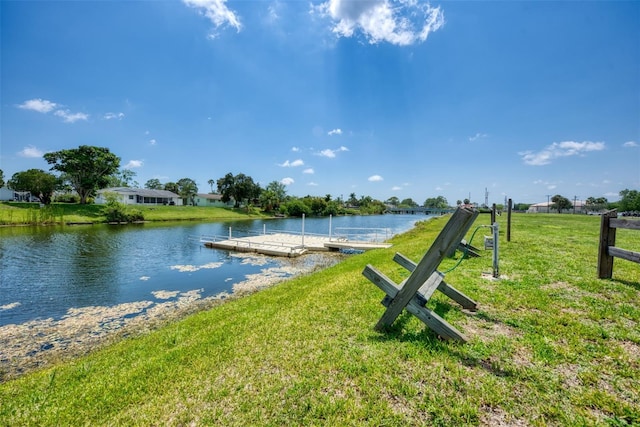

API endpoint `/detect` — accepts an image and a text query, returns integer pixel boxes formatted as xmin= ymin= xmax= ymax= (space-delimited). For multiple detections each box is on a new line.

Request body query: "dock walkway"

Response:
xmin=201 ymin=233 xmax=392 ymax=257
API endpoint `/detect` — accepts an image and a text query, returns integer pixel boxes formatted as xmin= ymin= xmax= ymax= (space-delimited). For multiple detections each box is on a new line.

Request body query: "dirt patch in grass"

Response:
xmin=479 ymin=405 xmax=528 ymax=427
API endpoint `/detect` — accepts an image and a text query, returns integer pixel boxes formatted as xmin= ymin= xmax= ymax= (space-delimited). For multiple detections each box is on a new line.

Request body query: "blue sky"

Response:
xmin=1 ymin=0 xmax=638 ymax=205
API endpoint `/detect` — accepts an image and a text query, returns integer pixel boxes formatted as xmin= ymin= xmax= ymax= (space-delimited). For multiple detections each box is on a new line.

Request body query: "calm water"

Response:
xmin=0 ymin=215 xmax=427 ymax=326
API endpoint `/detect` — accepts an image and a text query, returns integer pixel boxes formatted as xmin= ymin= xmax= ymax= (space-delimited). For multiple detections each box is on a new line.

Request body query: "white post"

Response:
xmin=263 ymin=224 xmax=266 ymax=235
xmin=329 ymin=215 xmax=332 ymax=241
xmin=229 ymin=227 xmax=232 ymax=240
xmin=302 ymin=213 xmax=305 ymax=247
xmin=492 ymin=222 xmax=499 ymax=278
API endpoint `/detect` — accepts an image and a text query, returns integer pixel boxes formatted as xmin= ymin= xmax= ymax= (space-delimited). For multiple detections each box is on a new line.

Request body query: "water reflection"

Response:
xmin=0 ymin=215 xmax=424 ymax=326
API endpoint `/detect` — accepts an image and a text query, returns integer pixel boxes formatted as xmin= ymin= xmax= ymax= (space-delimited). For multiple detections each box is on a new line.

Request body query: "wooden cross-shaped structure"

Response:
xmin=362 ymin=207 xmax=479 ymax=342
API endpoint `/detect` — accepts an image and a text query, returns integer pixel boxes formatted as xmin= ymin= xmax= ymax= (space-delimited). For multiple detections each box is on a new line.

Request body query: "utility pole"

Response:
xmin=485 ymin=187 xmax=489 ymax=208
xmin=546 ymin=194 xmax=551 ymax=213
xmin=573 ymin=195 xmax=578 ymax=214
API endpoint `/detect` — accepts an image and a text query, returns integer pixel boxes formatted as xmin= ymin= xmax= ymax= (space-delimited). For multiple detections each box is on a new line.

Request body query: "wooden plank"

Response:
xmin=393 ymin=252 xmax=478 ymax=310
xmin=598 ymin=210 xmax=617 ymax=279
xmin=417 ymin=271 xmax=444 ymax=302
xmin=363 ymin=265 xmax=467 ymax=342
xmin=375 ymin=208 xmax=478 ymax=331
xmin=437 ymin=281 xmax=478 ymax=311
xmin=608 ymin=246 xmax=640 ymax=264
xmin=610 ymin=218 xmax=640 ymax=231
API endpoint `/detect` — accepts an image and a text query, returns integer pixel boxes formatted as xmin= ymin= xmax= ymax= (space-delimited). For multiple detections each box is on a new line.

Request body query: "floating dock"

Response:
xmin=201 ymin=233 xmax=392 ymax=257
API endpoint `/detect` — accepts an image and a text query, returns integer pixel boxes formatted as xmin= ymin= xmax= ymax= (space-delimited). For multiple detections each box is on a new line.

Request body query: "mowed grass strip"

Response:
xmin=0 ymin=202 xmax=268 ymax=225
xmin=1 ymin=214 xmax=638 ymax=426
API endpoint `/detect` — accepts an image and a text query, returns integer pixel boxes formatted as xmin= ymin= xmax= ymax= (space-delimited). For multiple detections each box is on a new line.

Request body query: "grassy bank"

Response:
xmin=1 ymin=213 xmax=638 ymax=426
xmin=0 ymin=202 xmax=269 ymax=225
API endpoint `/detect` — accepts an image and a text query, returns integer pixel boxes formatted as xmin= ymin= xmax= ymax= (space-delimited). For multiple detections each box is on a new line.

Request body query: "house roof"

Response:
xmin=99 ymin=187 xmax=180 ymax=198
xmin=530 ymin=201 xmax=585 ymax=208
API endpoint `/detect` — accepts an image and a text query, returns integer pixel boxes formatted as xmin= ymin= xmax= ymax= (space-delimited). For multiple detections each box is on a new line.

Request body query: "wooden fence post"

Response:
xmin=597 ymin=210 xmax=617 ymax=279
xmin=507 ymin=198 xmax=512 ymax=242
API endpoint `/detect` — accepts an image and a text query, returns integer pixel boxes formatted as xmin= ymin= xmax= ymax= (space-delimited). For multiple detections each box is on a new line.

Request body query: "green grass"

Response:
xmin=1 ymin=213 xmax=638 ymax=426
xmin=0 ymin=202 xmax=269 ymax=225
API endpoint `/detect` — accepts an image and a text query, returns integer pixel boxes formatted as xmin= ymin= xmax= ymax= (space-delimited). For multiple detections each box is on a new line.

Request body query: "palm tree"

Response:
xmin=207 ymin=179 xmax=214 ymax=194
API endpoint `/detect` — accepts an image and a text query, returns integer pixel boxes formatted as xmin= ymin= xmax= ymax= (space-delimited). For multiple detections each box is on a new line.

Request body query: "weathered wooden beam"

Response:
xmin=608 ymin=246 xmax=640 ymax=264
xmin=610 ymin=218 xmax=640 ymax=231
xmin=363 ymin=265 xmax=467 ymax=341
xmin=598 ymin=210 xmax=617 ymax=279
xmin=393 ymin=252 xmax=478 ymax=311
xmin=375 ymin=208 xmax=478 ymax=331
xmin=457 ymin=240 xmax=481 ymax=258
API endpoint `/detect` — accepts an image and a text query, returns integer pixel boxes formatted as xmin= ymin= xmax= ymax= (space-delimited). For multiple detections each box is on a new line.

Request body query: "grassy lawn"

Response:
xmin=1 ymin=213 xmax=638 ymax=426
xmin=0 ymin=202 xmax=269 ymax=225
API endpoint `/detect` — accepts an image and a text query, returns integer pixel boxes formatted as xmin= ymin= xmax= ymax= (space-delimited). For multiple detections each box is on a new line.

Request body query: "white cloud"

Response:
xmin=183 ymin=0 xmax=242 ymax=37
xmin=53 ymin=110 xmax=89 ymax=123
xmin=279 ymin=159 xmax=304 ymax=167
xmin=18 ymin=145 xmax=44 ymax=158
xmin=104 ymin=112 xmax=125 ymax=120
xmin=328 ymin=128 xmax=342 ymax=136
xmin=391 ymin=186 xmax=402 ymax=191
xmin=124 ymin=160 xmax=144 ymax=168
xmin=469 ymin=132 xmax=488 ymax=142
xmin=520 ymin=141 xmax=605 ymax=166
xmin=623 ymin=141 xmax=638 ymax=148
xmin=319 ymin=149 xmax=337 ymax=158
xmin=149 ymin=139 xmax=157 ymax=145
xmin=312 ymin=0 xmax=445 ymax=46
xmin=281 ymin=177 xmax=295 ymax=186
xmin=317 ymin=146 xmax=349 ymax=158
xmin=17 ymin=98 xmax=58 ymax=113
xmin=291 ymin=146 xmax=300 ymax=152
xmin=368 ymin=175 xmax=383 ymax=182
xmin=17 ymin=98 xmax=89 ymax=123
xmin=533 ymin=179 xmax=559 ymax=190
xmin=303 ymin=168 xmax=314 ymax=174
xmin=308 ymin=182 xmax=319 ymax=186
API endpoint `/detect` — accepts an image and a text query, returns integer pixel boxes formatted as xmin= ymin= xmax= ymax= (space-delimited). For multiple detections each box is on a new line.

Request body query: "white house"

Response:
xmin=0 ymin=187 xmax=34 ymax=202
xmin=193 ymin=193 xmax=234 ymax=207
xmin=95 ymin=187 xmax=182 ymax=206
xmin=527 ymin=200 xmax=586 ymax=214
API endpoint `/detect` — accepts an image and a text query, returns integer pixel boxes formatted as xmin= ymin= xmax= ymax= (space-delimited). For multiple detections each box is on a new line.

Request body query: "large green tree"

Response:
xmin=424 ymin=196 xmax=448 ymax=209
xmin=44 ymin=145 xmax=120 ymax=204
xmin=8 ymin=169 xmax=59 ymax=205
xmin=107 ymin=169 xmax=138 ymax=188
xmin=217 ymin=172 xmax=261 ymax=208
xmin=145 ymin=179 xmax=163 ymax=190
xmin=164 ymin=182 xmax=180 ymax=194
xmin=177 ymin=178 xmax=198 ymax=206
xmin=619 ymin=189 xmax=640 ymax=212
xmin=259 ymin=180 xmax=287 ymax=212
xmin=0 ymin=169 xmax=4 ymax=188
xmin=551 ymin=194 xmax=573 ymax=213
xmin=585 ymin=196 xmax=608 ymax=212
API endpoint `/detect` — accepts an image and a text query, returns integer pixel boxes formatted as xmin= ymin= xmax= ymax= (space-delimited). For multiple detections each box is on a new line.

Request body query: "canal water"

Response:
xmin=0 ymin=214 xmax=426 ymax=327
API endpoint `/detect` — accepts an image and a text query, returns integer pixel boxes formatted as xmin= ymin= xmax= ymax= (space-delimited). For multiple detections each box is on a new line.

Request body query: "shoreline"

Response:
xmin=0 ymin=252 xmax=344 ymax=382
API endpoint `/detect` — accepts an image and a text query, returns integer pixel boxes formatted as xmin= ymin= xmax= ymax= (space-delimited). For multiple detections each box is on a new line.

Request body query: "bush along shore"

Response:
xmin=1 ymin=213 xmax=639 ymax=426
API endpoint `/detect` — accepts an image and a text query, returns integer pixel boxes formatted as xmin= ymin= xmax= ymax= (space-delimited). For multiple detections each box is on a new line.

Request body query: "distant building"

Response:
xmin=527 ymin=200 xmax=586 ymax=214
xmin=0 ymin=187 xmax=34 ymax=202
xmin=95 ymin=187 xmax=182 ymax=206
xmin=193 ymin=193 xmax=234 ymax=207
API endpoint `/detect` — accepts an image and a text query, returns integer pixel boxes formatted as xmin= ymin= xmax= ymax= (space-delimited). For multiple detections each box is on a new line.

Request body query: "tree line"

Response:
xmin=1 ymin=145 xmax=639 ymax=216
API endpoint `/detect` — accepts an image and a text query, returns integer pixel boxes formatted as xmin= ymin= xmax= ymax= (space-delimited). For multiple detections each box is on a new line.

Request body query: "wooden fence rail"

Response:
xmin=597 ymin=209 xmax=640 ymax=279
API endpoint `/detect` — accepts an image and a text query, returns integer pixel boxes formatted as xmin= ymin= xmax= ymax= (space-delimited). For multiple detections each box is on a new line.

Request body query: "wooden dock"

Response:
xmin=201 ymin=233 xmax=392 ymax=257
